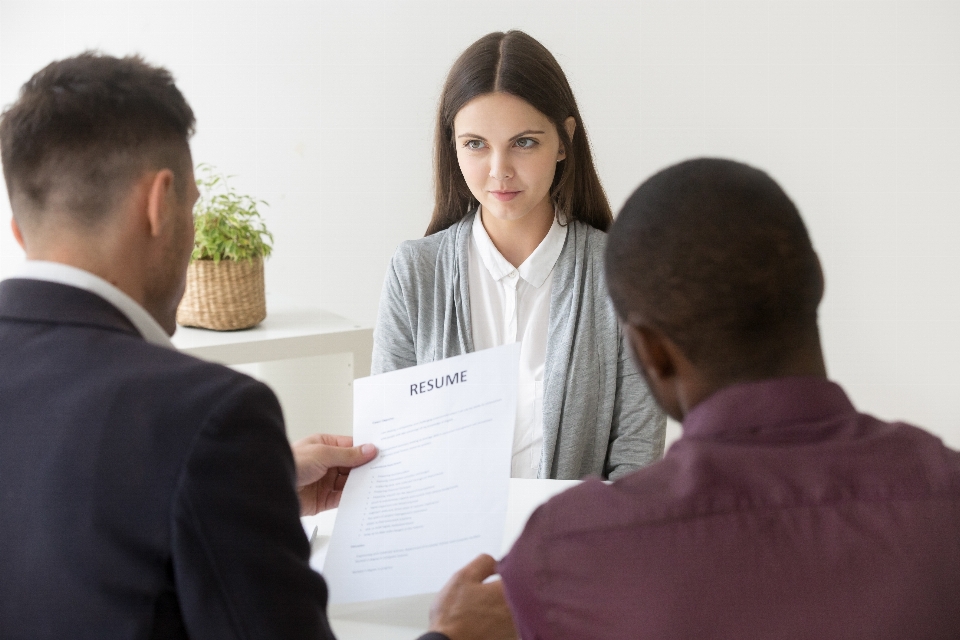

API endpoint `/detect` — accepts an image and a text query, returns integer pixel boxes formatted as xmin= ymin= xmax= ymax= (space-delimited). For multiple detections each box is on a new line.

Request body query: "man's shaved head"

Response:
xmin=606 ymin=158 xmax=824 ymax=380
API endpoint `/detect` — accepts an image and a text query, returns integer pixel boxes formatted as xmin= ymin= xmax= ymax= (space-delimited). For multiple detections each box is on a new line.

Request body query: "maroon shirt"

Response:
xmin=499 ymin=377 xmax=960 ymax=639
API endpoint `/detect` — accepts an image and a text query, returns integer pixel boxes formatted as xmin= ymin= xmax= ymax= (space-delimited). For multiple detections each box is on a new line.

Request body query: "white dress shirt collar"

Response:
xmin=9 ymin=260 xmax=175 ymax=349
xmin=472 ymin=209 xmax=568 ymax=289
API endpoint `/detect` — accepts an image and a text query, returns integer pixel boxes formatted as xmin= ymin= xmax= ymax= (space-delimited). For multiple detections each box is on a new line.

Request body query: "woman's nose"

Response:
xmin=489 ymin=151 xmax=514 ymax=181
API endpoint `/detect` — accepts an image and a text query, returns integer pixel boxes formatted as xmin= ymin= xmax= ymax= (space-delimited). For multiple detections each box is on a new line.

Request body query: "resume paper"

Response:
xmin=323 ymin=343 xmax=520 ymax=604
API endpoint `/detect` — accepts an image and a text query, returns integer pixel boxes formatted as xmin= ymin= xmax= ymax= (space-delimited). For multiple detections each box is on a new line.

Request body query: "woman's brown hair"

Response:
xmin=426 ymin=30 xmax=613 ymax=236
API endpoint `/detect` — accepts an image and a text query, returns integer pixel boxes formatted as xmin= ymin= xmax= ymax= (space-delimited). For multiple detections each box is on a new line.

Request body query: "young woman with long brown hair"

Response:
xmin=371 ymin=30 xmax=665 ymax=480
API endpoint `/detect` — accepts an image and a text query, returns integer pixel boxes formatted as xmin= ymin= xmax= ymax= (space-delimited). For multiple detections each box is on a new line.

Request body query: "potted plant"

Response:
xmin=176 ymin=164 xmax=274 ymax=331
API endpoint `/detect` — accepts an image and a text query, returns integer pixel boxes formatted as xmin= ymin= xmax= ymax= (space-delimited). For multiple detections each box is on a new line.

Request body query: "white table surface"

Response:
xmin=171 ymin=297 xmax=372 ymax=374
xmin=302 ymin=478 xmax=581 ymax=638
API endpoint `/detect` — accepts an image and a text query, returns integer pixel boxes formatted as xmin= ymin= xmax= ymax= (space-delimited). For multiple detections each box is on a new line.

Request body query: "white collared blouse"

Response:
xmin=467 ymin=211 xmax=567 ymax=478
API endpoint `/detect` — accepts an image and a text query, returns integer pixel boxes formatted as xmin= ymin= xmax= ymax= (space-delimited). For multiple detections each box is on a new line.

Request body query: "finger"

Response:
xmin=455 ymin=554 xmax=498 ymax=583
xmin=318 ymin=433 xmax=354 ymax=448
xmin=324 ymin=491 xmax=343 ymax=510
xmin=294 ymin=442 xmax=340 ymax=485
xmin=320 ymin=443 xmax=378 ymax=470
xmin=476 ymin=577 xmax=506 ymax=597
xmin=292 ymin=433 xmax=322 ymax=449
xmin=293 ymin=444 xmax=323 ymax=486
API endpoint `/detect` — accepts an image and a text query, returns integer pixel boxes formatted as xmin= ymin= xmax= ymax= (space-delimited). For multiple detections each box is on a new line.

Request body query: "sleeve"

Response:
xmin=371 ymin=248 xmax=419 ymax=375
xmin=498 ymin=506 xmax=552 ymax=640
xmin=171 ymin=378 xmax=336 ymax=640
xmin=604 ymin=327 xmax=667 ymax=480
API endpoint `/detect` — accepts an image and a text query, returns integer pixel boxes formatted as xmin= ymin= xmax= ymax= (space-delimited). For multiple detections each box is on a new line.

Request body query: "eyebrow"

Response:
xmin=456 ymin=129 xmax=547 ymax=140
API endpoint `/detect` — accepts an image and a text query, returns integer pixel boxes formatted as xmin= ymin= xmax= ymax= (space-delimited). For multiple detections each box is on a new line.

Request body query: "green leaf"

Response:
xmin=191 ymin=164 xmax=274 ymax=262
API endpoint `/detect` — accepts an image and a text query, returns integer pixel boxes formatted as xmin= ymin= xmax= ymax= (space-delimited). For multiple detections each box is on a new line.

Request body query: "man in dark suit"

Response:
xmin=0 ymin=53 xmax=514 ymax=639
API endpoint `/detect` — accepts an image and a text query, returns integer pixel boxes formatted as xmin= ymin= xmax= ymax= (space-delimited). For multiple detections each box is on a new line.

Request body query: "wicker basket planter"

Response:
xmin=176 ymin=256 xmax=266 ymax=331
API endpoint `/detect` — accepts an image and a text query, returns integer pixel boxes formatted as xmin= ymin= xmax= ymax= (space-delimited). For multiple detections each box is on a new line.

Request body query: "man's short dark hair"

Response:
xmin=0 ymin=51 xmax=195 ymax=227
xmin=605 ymin=158 xmax=824 ymax=378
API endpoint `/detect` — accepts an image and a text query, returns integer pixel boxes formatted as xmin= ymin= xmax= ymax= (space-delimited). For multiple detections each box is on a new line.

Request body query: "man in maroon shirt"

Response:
xmin=498 ymin=158 xmax=960 ymax=639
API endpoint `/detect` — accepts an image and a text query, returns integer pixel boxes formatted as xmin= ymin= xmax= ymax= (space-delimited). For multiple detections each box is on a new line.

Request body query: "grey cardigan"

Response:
xmin=371 ymin=214 xmax=666 ymax=480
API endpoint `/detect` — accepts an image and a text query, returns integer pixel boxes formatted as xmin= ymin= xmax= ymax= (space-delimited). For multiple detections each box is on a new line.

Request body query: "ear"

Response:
xmin=812 ymin=250 xmax=825 ymax=304
xmin=626 ymin=323 xmax=676 ymax=382
xmin=558 ymin=116 xmax=577 ymax=161
xmin=145 ymin=169 xmax=176 ymax=238
xmin=624 ymin=322 xmax=685 ymax=421
xmin=10 ymin=217 xmax=26 ymax=250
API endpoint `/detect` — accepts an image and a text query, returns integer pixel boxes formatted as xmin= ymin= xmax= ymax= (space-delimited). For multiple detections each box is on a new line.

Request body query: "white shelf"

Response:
xmin=171 ymin=299 xmax=373 ymax=377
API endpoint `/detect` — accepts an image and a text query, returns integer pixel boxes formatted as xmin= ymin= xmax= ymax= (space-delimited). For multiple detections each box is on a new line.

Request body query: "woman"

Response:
xmin=372 ymin=30 xmax=665 ymax=480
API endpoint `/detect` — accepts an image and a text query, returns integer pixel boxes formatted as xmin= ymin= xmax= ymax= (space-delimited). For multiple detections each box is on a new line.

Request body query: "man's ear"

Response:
xmin=10 ymin=217 xmax=26 ymax=250
xmin=145 ymin=169 xmax=176 ymax=238
xmin=626 ymin=323 xmax=676 ymax=382
xmin=812 ymin=250 xmax=825 ymax=304
xmin=624 ymin=322 xmax=688 ymax=421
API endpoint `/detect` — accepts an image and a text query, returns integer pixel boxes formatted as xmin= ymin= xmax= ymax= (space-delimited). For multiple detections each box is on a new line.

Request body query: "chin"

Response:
xmin=483 ymin=201 xmax=533 ymax=222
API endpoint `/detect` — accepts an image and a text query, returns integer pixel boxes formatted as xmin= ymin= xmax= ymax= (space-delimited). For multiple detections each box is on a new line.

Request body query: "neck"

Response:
xmin=24 ymin=234 xmax=148 ymax=311
xmin=480 ymin=196 xmax=554 ymax=268
xmin=678 ymin=331 xmax=828 ymax=418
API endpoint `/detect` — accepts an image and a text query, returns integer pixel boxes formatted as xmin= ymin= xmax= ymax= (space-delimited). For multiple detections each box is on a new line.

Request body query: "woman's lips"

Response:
xmin=490 ymin=190 xmax=521 ymax=202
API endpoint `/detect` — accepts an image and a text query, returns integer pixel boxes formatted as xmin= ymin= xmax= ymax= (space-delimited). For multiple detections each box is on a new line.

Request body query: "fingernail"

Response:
xmin=360 ymin=443 xmax=377 ymax=456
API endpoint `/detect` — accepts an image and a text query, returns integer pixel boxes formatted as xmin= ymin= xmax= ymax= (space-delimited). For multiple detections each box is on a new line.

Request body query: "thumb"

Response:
xmin=455 ymin=554 xmax=498 ymax=583
xmin=323 ymin=442 xmax=378 ymax=470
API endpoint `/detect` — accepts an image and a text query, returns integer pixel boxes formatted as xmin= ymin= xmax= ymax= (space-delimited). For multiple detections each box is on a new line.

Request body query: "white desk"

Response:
xmin=303 ymin=478 xmax=581 ymax=638
xmin=172 ymin=302 xmax=373 ymax=376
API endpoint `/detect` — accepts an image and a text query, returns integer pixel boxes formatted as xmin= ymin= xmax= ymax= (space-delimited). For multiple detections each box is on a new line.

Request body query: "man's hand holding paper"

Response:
xmin=429 ymin=554 xmax=519 ymax=640
xmin=293 ymin=434 xmax=379 ymax=516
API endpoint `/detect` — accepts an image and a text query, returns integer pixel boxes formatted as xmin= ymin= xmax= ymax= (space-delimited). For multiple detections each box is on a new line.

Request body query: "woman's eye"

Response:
xmin=464 ymin=139 xmax=485 ymax=150
xmin=515 ymin=138 xmax=538 ymax=149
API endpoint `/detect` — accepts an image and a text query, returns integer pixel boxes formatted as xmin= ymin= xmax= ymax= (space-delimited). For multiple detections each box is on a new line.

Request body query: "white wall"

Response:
xmin=1 ymin=1 xmax=958 ymax=447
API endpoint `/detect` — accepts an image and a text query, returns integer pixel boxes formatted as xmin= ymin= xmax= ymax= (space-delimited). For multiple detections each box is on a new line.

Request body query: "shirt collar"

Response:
xmin=471 ymin=208 xmax=568 ymax=288
xmin=682 ymin=376 xmax=857 ymax=439
xmin=9 ymin=260 xmax=175 ymax=349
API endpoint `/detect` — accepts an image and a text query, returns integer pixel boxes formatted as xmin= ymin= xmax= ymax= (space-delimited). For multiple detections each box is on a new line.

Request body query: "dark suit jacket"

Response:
xmin=0 ymin=278 xmax=335 ymax=639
